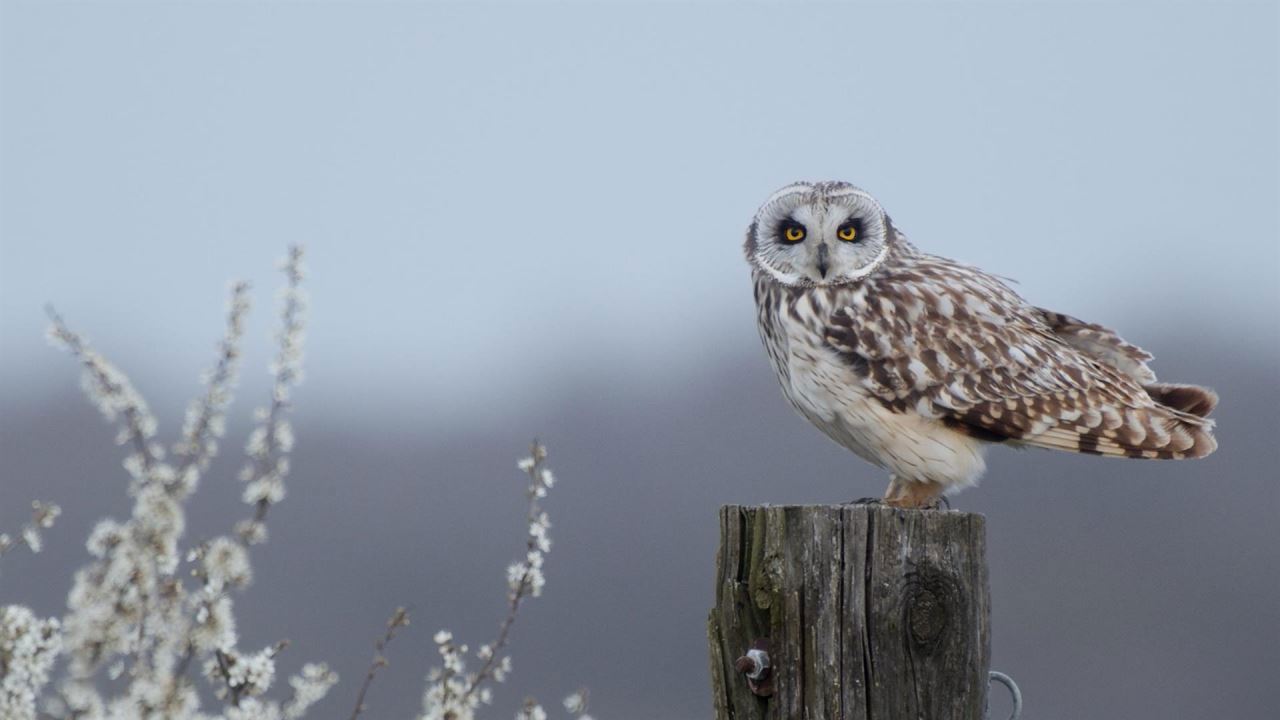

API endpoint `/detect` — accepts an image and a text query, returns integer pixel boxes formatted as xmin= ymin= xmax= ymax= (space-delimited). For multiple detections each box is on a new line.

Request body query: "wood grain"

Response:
xmin=708 ymin=505 xmax=990 ymax=719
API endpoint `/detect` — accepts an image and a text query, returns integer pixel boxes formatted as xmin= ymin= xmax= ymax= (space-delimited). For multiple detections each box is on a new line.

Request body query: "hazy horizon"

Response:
xmin=4 ymin=323 xmax=1277 ymax=718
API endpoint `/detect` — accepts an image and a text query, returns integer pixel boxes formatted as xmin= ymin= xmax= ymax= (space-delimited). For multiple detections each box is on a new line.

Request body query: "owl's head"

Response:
xmin=745 ymin=181 xmax=895 ymax=287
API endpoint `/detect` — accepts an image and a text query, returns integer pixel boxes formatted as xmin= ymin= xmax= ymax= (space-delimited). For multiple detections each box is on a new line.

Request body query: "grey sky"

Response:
xmin=3 ymin=1 xmax=1276 ymax=424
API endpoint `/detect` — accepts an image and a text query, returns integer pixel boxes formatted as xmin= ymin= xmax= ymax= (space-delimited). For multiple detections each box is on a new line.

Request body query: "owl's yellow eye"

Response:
xmin=837 ymin=224 xmax=858 ymax=242
xmin=780 ymin=222 xmax=806 ymax=243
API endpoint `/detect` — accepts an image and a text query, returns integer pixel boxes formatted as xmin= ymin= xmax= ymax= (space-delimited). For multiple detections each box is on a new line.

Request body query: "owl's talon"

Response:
xmin=899 ymin=496 xmax=951 ymax=511
xmin=845 ymin=497 xmax=883 ymax=506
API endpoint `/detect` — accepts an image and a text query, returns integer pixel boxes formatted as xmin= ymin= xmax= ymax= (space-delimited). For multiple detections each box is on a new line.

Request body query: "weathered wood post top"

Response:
xmin=708 ymin=504 xmax=991 ymax=720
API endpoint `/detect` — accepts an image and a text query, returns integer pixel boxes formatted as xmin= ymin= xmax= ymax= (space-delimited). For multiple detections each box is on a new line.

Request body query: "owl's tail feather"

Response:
xmin=1145 ymin=383 xmax=1218 ymax=419
xmin=1160 ymin=414 xmax=1218 ymax=459
xmin=979 ymin=384 xmax=1219 ymax=460
xmin=1146 ymin=383 xmax=1219 ymax=460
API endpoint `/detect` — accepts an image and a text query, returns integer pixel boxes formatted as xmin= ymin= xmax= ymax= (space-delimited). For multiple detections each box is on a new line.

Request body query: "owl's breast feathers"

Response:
xmin=820 ymin=250 xmax=1218 ymax=460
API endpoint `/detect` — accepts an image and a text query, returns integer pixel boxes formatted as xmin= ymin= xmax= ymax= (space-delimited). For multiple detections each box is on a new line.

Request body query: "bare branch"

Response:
xmin=348 ymin=606 xmax=411 ymax=720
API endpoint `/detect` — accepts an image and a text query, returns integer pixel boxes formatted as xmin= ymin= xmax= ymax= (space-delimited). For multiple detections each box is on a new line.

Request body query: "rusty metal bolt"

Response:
xmin=734 ymin=639 xmax=774 ymax=697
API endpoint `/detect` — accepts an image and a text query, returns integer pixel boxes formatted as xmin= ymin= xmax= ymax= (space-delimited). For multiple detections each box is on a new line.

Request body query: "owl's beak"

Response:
xmin=816 ymin=243 xmax=830 ymax=279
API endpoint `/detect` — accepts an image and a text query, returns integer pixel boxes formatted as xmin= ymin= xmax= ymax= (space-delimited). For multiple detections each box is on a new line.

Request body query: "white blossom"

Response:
xmin=0 ymin=501 xmax=61 ymax=563
xmin=236 ymin=247 xmax=306 ymax=546
xmin=25 ymin=251 xmax=331 ymax=720
xmin=0 ymin=606 xmax=61 ymax=720
xmin=227 ymin=647 xmax=277 ymax=698
xmin=563 ymin=691 xmax=586 ymax=714
xmin=235 ymin=519 xmax=269 ymax=545
xmin=170 ymin=281 xmax=251 ymax=500
xmin=515 ymin=702 xmax=547 ymax=720
xmin=281 ymin=663 xmax=338 ymax=719
xmin=21 ymin=263 xmax=596 ymax=720
xmin=19 ymin=528 xmax=41 ymax=554
xmin=198 ymin=537 xmax=253 ymax=592
xmin=492 ymin=656 xmax=511 ymax=683
xmin=85 ymin=519 xmax=126 ymax=558
xmin=419 ymin=443 xmax=582 ymax=720
xmin=222 ymin=696 xmax=284 ymax=720
xmin=189 ymin=595 xmax=237 ymax=653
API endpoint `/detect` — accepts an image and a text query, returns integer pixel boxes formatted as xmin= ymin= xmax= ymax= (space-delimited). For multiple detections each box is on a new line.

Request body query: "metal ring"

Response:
xmin=987 ymin=670 xmax=1023 ymax=720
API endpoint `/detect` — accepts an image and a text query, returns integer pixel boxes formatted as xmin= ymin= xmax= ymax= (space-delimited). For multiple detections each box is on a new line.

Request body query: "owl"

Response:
xmin=747 ymin=181 xmax=1218 ymax=509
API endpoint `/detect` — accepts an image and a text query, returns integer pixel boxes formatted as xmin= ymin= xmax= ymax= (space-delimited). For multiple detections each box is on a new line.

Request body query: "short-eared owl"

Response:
xmin=747 ymin=181 xmax=1218 ymax=509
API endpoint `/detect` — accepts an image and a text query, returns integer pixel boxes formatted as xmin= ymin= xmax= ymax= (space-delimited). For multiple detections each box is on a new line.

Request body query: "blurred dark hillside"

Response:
xmin=2 ymin=336 xmax=1277 ymax=720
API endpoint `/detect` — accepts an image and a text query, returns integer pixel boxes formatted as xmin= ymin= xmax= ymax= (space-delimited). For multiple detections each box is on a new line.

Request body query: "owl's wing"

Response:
xmin=1035 ymin=308 xmax=1156 ymax=385
xmin=822 ymin=262 xmax=1217 ymax=459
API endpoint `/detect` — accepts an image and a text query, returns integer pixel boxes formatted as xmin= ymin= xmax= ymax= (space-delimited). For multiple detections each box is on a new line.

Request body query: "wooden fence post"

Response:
xmin=708 ymin=505 xmax=991 ymax=720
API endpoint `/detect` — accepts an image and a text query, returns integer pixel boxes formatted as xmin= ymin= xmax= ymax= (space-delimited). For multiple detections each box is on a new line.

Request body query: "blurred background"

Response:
xmin=2 ymin=1 xmax=1277 ymax=718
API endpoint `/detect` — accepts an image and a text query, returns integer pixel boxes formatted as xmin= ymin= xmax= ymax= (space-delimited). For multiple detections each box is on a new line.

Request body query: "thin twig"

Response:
xmin=45 ymin=305 xmax=159 ymax=477
xmin=462 ymin=442 xmax=549 ymax=701
xmin=235 ymin=245 xmax=306 ymax=546
xmin=214 ymin=640 xmax=289 ymax=709
xmin=171 ymin=281 xmax=251 ymax=487
xmin=347 ymin=607 xmax=411 ymax=720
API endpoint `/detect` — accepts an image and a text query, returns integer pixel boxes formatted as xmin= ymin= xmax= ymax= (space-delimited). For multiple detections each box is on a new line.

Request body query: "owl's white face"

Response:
xmin=745 ymin=181 xmax=893 ymax=287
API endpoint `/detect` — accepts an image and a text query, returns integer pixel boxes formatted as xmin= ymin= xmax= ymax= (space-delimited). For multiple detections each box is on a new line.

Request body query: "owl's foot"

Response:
xmin=845 ymin=497 xmax=883 ymax=506
xmin=882 ymin=477 xmax=948 ymax=510
xmin=916 ymin=495 xmax=954 ymax=511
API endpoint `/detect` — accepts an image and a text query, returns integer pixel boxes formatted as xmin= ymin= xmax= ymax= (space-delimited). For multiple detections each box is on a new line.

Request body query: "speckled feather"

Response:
xmin=819 ymin=238 xmax=1215 ymax=459
xmin=748 ymin=181 xmax=1218 ymax=496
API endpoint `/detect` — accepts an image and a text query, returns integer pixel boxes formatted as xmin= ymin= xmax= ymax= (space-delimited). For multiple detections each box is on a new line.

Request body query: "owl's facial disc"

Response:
xmin=746 ymin=182 xmax=892 ymax=287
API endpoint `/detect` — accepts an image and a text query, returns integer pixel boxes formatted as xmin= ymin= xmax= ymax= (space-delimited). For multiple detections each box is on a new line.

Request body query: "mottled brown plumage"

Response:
xmin=747 ymin=181 xmax=1218 ymax=508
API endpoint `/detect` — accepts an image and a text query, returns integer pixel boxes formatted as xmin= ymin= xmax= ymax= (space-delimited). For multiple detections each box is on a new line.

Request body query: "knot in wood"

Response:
xmin=908 ymin=587 xmax=946 ymax=645
xmin=903 ymin=564 xmax=962 ymax=650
